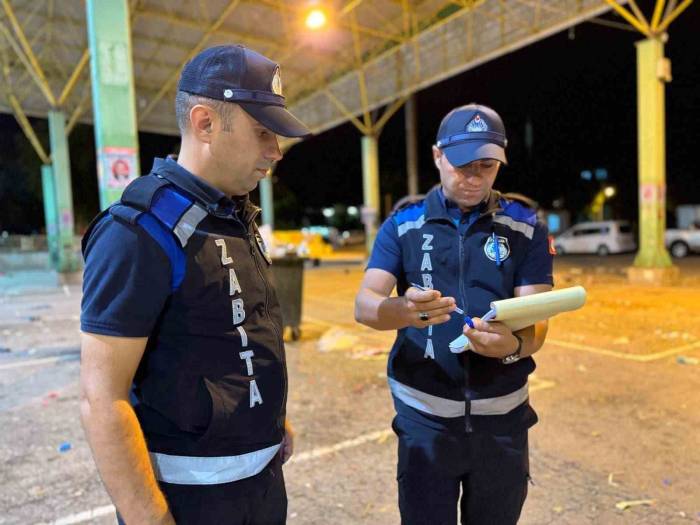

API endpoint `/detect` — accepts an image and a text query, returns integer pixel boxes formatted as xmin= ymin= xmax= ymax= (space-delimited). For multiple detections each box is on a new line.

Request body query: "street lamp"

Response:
xmin=305 ymin=8 xmax=328 ymax=30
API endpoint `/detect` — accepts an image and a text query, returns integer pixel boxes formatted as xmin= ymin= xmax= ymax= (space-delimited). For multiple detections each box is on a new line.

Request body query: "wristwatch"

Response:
xmin=501 ymin=333 xmax=523 ymax=365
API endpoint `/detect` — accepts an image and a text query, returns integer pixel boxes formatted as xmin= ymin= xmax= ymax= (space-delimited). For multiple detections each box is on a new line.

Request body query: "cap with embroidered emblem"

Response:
xmin=177 ymin=44 xmax=311 ymax=138
xmin=436 ymin=103 xmax=507 ymax=167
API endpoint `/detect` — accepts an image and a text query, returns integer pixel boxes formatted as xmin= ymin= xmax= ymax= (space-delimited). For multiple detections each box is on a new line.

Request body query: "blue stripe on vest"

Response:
xmin=137 ymin=213 xmax=186 ymax=292
xmin=393 ymin=203 xmax=425 ymax=226
xmin=150 ymin=188 xmax=193 ymax=230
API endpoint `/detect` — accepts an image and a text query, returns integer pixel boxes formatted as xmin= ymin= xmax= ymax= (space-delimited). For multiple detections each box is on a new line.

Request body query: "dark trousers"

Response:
xmin=393 ymin=415 xmax=529 ymax=525
xmin=117 ymin=456 xmax=287 ymax=524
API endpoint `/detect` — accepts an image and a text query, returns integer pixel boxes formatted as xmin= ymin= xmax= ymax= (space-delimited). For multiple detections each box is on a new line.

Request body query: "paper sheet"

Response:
xmin=449 ymin=286 xmax=587 ymax=352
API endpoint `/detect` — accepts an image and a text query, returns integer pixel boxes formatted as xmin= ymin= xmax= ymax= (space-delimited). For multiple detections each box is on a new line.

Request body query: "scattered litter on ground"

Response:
xmin=608 ymin=473 xmax=620 ymax=487
xmin=552 ymin=506 xmax=563 ymax=513
xmin=662 ymin=478 xmax=672 ymax=486
xmin=591 ymin=431 xmax=601 ymax=437
xmin=576 ymin=364 xmax=588 ymax=372
xmin=615 ymin=499 xmax=655 ymax=511
xmin=58 ymin=442 xmax=72 ymax=453
xmin=676 ymin=355 xmax=699 ymax=365
xmin=613 ymin=336 xmax=630 ymax=345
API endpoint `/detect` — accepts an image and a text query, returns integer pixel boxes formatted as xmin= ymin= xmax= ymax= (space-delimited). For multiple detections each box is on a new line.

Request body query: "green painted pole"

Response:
xmin=259 ymin=176 xmax=274 ymax=228
xmin=86 ymin=0 xmax=140 ymax=210
xmin=48 ymin=110 xmax=78 ymax=272
xmin=40 ymin=164 xmax=59 ymax=269
xmin=361 ymin=135 xmax=380 ymax=254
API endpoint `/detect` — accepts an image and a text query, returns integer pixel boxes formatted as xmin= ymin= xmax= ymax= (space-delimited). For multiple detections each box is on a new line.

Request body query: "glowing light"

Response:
xmin=604 ymin=186 xmax=616 ymax=198
xmin=305 ymin=8 xmax=327 ymax=30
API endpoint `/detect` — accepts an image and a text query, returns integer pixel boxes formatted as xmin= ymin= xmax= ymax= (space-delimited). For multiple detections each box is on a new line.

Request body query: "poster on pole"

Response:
xmin=98 ymin=146 xmax=138 ymax=190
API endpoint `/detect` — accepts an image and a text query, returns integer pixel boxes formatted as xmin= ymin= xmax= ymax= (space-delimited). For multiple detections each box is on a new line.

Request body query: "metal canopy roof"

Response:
xmin=0 ymin=0 xmax=616 ymax=141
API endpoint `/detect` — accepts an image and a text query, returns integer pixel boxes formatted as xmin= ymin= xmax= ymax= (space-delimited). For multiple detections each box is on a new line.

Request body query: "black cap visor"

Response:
xmin=240 ymin=103 xmax=312 ymax=138
xmin=442 ymin=141 xmax=507 ymax=167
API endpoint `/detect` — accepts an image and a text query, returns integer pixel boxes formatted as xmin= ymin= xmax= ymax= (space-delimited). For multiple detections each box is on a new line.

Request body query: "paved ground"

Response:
xmin=1 ymin=254 xmax=699 ymax=524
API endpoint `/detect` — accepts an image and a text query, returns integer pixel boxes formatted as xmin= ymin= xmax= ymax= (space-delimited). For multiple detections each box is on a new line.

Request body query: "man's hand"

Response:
xmin=463 ymin=318 xmax=519 ymax=359
xmin=280 ymin=419 xmax=294 ymax=464
xmin=403 ymin=287 xmax=457 ymax=328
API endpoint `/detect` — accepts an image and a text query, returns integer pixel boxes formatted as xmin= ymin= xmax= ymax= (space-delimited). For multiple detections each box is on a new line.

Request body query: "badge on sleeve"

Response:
xmin=254 ymin=230 xmax=272 ymax=264
xmin=484 ymin=235 xmax=510 ymax=262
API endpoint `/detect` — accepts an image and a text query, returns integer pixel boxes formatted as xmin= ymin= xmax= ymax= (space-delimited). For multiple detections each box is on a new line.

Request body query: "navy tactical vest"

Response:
xmin=82 ymin=162 xmax=287 ymax=471
xmin=386 ymin=187 xmax=552 ymax=434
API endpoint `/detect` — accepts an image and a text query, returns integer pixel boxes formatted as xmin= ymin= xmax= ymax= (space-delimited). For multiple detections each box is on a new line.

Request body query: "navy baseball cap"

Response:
xmin=177 ymin=45 xmax=311 ymax=138
xmin=436 ymin=104 xmax=507 ymax=167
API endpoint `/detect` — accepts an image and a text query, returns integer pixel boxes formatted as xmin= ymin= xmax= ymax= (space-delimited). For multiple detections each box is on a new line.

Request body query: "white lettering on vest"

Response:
xmin=232 ymin=298 xmax=246 ymax=325
xmin=249 ymin=379 xmax=263 ymax=407
xmin=428 ymin=325 xmax=433 ymax=336
xmin=424 ymin=339 xmax=435 ymax=359
xmin=237 ymin=326 xmax=248 ymax=347
xmin=229 ymin=268 xmax=242 ymax=296
xmin=422 ymin=234 xmax=434 ymax=251
xmin=239 ymin=350 xmax=254 ymax=376
xmin=421 ymin=253 xmax=432 ymax=272
xmin=421 ymin=273 xmax=433 ymax=289
xmin=215 ymin=239 xmax=233 ymax=266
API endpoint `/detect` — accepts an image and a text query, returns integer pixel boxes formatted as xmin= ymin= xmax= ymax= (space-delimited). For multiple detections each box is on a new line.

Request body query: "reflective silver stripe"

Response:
xmin=389 ymin=377 xmax=465 ymax=417
xmin=471 ymin=383 xmax=529 ymax=415
xmin=492 ymin=215 xmax=534 ymax=240
xmin=150 ymin=443 xmax=280 ymax=485
xmin=397 ymin=215 xmax=425 ymax=237
xmin=389 ymin=377 xmax=528 ymax=418
xmin=173 ymin=204 xmax=208 ymax=247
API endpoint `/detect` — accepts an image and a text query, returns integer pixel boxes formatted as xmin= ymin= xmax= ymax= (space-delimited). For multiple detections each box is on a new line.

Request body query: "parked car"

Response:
xmin=665 ymin=221 xmax=700 ymax=258
xmin=553 ymin=220 xmax=636 ymax=256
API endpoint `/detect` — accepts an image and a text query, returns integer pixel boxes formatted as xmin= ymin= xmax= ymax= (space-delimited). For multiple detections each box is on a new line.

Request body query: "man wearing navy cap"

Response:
xmin=355 ymin=103 xmax=553 ymax=524
xmin=80 ymin=45 xmax=310 ymax=524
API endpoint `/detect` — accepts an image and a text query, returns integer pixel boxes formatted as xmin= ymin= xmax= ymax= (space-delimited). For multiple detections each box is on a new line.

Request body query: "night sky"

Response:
xmin=1 ymin=3 xmax=698 ymax=234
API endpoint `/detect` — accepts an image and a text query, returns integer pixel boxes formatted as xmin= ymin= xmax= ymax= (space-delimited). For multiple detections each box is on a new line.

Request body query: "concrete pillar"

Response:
xmin=629 ymin=37 xmax=678 ymax=284
xmin=40 ymin=164 xmax=59 ymax=269
xmin=405 ymin=94 xmax=419 ymax=196
xmin=259 ymin=176 xmax=274 ymax=228
xmin=361 ymin=135 xmax=380 ymax=254
xmin=86 ymin=0 xmax=140 ymax=210
xmin=48 ymin=110 xmax=79 ymax=272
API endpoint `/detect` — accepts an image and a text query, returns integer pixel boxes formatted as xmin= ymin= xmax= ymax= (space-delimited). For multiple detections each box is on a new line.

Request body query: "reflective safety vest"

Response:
xmin=82 ymin=162 xmax=286 ymax=485
xmin=385 ymin=187 xmax=552 ymax=433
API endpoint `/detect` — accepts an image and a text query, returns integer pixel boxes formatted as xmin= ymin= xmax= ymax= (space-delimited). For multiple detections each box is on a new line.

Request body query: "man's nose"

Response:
xmin=266 ymin=136 xmax=283 ymax=162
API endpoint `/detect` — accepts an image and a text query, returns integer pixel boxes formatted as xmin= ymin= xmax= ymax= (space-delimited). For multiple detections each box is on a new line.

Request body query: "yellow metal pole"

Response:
xmin=626 ymin=0 xmax=651 ymax=33
xmin=650 ymin=0 xmax=667 ymax=30
xmin=633 ymin=37 xmax=672 ymax=270
xmin=350 ymin=10 xmax=373 ymax=132
xmin=655 ymin=0 xmax=694 ymax=33
xmin=0 ymin=22 xmax=57 ymax=106
xmin=361 ymin=135 xmax=381 ymax=254
xmin=8 ymin=93 xmax=51 ymax=164
xmin=603 ymin=0 xmax=651 ymax=36
xmin=1 ymin=0 xmax=57 ymax=106
xmin=58 ymin=49 xmax=89 ymax=107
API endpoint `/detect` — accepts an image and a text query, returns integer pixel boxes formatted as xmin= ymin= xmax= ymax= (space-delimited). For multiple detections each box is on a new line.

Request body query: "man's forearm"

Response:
xmin=80 ymin=399 xmax=173 ymax=524
xmin=355 ymin=288 xmax=409 ymax=330
xmin=516 ymin=320 xmax=548 ymax=358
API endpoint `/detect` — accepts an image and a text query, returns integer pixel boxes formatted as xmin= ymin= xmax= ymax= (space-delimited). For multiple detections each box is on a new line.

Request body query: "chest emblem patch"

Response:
xmin=255 ymin=230 xmax=272 ymax=265
xmin=484 ymin=235 xmax=510 ymax=262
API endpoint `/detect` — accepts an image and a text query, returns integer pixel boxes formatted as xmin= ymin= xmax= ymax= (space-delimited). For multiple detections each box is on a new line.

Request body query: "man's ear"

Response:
xmin=189 ymin=105 xmax=214 ymax=143
xmin=432 ymin=145 xmax=441 ymax=168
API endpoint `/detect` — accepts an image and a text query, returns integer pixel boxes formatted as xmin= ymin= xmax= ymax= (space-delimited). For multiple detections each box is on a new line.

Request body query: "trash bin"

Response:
xmin=270 ymin=255 xmax=304 ymax=340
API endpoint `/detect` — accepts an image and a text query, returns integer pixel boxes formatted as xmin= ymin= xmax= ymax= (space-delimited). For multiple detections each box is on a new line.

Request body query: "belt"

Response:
xmin=389 ymin=378 xmax=528 ymax=418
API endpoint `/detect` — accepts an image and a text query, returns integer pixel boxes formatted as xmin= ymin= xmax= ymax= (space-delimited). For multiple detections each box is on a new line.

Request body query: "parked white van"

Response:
xmin=553 ymin=220 xmax=636 ymax=256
